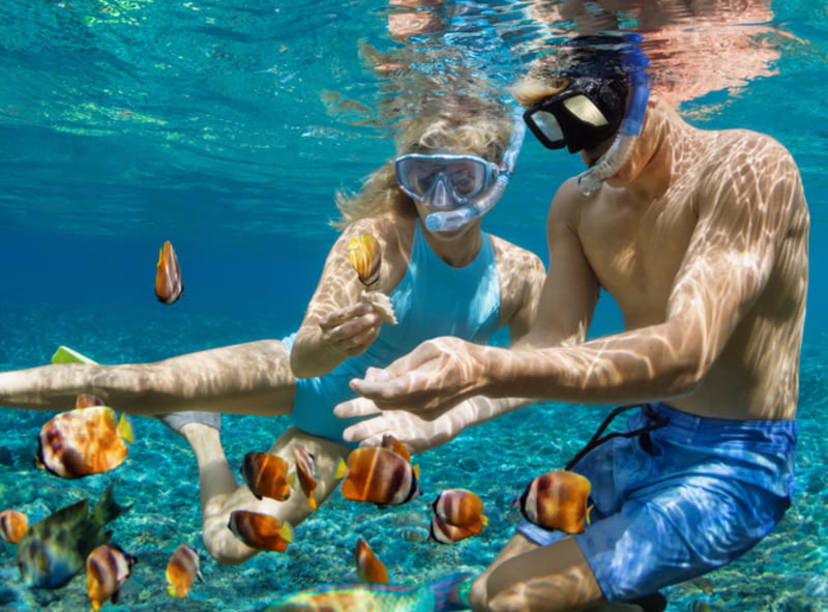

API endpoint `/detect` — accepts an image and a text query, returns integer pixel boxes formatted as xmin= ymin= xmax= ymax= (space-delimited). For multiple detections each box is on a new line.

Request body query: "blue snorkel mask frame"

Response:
xmin=394 ymin=109 xmax=526 ymax=233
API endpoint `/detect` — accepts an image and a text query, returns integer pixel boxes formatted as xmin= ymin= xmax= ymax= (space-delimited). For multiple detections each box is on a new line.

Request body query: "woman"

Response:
xmin=0 ymin=94 xmax=546 ymax=565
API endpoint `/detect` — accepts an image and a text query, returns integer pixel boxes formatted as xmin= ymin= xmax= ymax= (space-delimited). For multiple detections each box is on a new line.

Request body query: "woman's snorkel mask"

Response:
xmin=523 ymin=34 xmax=650 ymax=196
xmin=394 ymin=109 xmax=526 ymax=232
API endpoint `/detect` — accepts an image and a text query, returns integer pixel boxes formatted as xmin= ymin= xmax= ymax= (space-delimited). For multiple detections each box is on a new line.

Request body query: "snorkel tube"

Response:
xmin=577 ymin=34 xmax=650 ymax=197
xmin=426 ymin=109 xmax=526 ymax=232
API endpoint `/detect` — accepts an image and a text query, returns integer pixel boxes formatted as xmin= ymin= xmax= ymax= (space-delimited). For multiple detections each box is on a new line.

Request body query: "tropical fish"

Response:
xmin=429 ymin=515 xmax=478 ymax=545
xmin=166 ymin=543 xmax=203 ymax=598
xmin=155 ymin=240 xmax=183 ymax=304
xmin=335 ymin=437 xmax=420 ymax=508
xmin=432 ymin=489 xmax=487 ymax=532
xmin=347 ymin=233 xmax=381 ymax=286
xmin=227 ymin=510 xmax=293 ymax=552
xmin=263 ymin=571 xmax=472 ymax=611
xmin=16 ymin=483 xmax=130 ymax=588
xmin=86 ymin=544 xmax=137 ymax=611
xmin=293 ymin=445 xmax=318 ymax=511
xmin=354 ymin=538 xmax=389 ymax=584
xmin=0 ymin=509 xmax=28 ymax=544
xmin=514 ymin=470 xmax=592 ymax=534
xmin=75 ymin=393 xmax=105 ymax=409
xmin=36 ymin=405 xmax=134 ymax=479
xmin=241 ymin=451 xmax=293 ymax=502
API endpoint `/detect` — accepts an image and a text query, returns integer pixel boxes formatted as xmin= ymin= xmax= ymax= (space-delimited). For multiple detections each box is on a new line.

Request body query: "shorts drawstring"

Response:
xmin=565 ymin=404 xmax=670 ymax=471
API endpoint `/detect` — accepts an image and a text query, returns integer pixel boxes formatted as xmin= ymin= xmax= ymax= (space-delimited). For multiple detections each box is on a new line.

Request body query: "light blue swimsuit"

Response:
xmin=283 ymin=220 xmax=501 ymax=444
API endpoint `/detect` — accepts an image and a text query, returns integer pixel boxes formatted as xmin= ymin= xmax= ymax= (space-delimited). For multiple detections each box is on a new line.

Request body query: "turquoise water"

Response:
xmin=1 ymin=1 xmax=827 ymax=610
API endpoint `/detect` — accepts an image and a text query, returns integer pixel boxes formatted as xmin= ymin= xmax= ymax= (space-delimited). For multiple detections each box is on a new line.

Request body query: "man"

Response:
xmin=337 ymin=37 xmax=808 ymax=611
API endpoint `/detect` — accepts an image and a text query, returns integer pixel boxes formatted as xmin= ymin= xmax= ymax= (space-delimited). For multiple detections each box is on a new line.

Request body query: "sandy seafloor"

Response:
xmin=0 ymin=302 xmax=826 ymax=612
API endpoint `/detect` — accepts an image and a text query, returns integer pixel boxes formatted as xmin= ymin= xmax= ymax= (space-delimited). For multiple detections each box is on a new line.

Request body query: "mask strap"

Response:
xmin=426 ymin=108 xmax=526 ymax=232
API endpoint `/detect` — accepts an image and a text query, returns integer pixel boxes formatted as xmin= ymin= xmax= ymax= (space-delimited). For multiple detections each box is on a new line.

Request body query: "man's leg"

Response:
xmin=470 ymin=532 xmax=611 ymax=612
xmin=182 ymin=424 xmax=349 ymax=565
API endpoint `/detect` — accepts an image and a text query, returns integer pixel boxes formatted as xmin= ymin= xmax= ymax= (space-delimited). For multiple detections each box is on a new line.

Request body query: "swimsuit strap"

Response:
xmin=564 ymin=404 xmax=671 ymax=471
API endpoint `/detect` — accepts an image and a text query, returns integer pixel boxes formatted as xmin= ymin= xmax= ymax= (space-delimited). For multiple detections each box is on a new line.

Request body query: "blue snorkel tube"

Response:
xmin=425 ymin=108 xmax=526 ymax=232
xmin=577 ymin=34 xmax=650 ymax=197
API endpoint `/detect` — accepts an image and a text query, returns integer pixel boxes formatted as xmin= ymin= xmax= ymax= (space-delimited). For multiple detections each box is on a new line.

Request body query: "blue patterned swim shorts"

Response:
xmin=517 ymin=403 xmax=797 ymax=602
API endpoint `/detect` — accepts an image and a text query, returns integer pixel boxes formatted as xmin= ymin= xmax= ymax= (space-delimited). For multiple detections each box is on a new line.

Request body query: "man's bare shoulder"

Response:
xmin=701 ymin=128 xmax=799 ymax=176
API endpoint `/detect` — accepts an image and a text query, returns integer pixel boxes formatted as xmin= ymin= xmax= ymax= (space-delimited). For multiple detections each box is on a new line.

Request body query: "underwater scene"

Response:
xmin=1 ymin=0 xmax=827 ymax=610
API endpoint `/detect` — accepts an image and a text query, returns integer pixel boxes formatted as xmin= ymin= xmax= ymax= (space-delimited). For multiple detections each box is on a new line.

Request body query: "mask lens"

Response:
xmin=530 ymin=110 xmax=565 ymax=147
xmin=445 ymin=160 xmax=487 ymax=198
xmin=563 ymin=95 xmax=609 ymax=127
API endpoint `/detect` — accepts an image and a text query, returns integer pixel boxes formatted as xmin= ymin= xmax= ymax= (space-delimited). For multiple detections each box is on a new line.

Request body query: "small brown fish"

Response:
xmin=515 ymin=470 xmax=592 ymax=534
xmin=155 ymin=240 xmax=183 ymax=304
xmin=335 ymin=441 xmax=420 ymax=508
xmin=227 ymin=510 xmax=293 ymax=552
xmin=347 ymin=233 xmax=381 ymax=286
xmin=429 ymin=515 xmax=477 ymax=544
xmin=432 ymin=489 xmax=487 ymax=534
xmin=86 ymin=544 xmax=137 ymax=612
xmin=0 ymin=509 xmax=28 ymax=544
xmin=293 ymin=445 xmax=318 ymax=511
xmin=166 ymin=544 xmax=203 ymax=598
xmin=354 ymin=538 xmax=389 ymax=584
xmin=240 ymin=451 xmax=293 ymax=501
xmin=75 ymin=393 xmax=106 ymax=409
xmin=36 ymin=406 xmax=134 ymax=479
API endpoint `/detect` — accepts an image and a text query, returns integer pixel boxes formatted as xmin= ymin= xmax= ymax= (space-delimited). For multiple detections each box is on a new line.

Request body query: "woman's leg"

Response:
xmin=185 ymin=425 xmax=349 ymax=565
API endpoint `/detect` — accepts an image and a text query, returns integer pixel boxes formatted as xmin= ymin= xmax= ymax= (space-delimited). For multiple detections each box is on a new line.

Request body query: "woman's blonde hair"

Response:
xmin=332 ymin=94 xmax=515 ymax=229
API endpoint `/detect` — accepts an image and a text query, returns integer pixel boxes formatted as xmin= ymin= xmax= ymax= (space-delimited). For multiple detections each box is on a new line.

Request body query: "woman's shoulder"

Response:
xmin=488 ymin=233 xmax=544 ymax=268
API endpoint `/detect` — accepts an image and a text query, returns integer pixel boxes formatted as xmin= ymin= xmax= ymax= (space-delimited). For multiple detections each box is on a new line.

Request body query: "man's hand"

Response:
xmin=347 ymin=336 xmax=490 ymax=421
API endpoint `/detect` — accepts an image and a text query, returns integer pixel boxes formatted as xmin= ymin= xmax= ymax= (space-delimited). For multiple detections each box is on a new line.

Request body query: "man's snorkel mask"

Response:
xmin=394 ymin=109 xmax=526 ymax=232
xmin=523 ymin=34 xmax=650 ymax=196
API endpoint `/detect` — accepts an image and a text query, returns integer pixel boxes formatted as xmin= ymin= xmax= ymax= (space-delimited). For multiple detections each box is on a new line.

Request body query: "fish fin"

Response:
xmin=586 ymin=505 xmax=593 ymax=526
xmin=280 ymin=521 xmax=293 ymax=543
xmin=167 ymin=584 xmax=178 ymax=597
xmin=112 ymin=588 xmax=120 ymax=604
xmin=413 ymin=464 xmax=419 ymax=479
xmin=288 ymin=472 xmax=296 ymax=489
xmin=196 ymin=569 xmax=205 ymax=583
xmin=334 ymin=458 xmax=348 ymax=480
xmin=117 ymin=413 xmax=134 ymax=444
xmin=307 ymin=493 xmax=318 ymax=511
xmin=481 ymin=514 xmax=489 ymax=526
xmin=157 ymin=245 xmax=164 ymax=265
xmin=51 ymin=345 xmax=98 ymax=365
xmin=93 ymin=482 xmax=131 ymax=526
xmin=376 ymin=503 xmax=388 ymax=510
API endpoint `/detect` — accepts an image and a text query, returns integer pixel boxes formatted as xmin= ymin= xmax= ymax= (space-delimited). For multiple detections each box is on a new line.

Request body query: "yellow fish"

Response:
xmin=0 ymin=509 xmax=28 ymax=544
xmin=515 ymin=470 xmax=592 ymax=534
xmin=354 ymin=538 xmax=389 ymax=584
xmin=227 ymin=510 xmax=293 ymax=552
xmin=155 ymin=240 xmax=183 ymax=304
xmin=166 ymin=543 xmax=203 ymax=598
xmin=241 ymin=451 xmax=294 ymax=502
xmin=335 ymin=437 xmax=420 ymax=508
xmin=431 ymin=489 xmax=487 ymax=541
xmin=86 ymin=544 xmax=137 ymax=611
xmin=293 ymin=445 xmax=319 ymax=511
xmin=347 ymin=233 xmax=381 ymax=286
xmin=36 ymin=405 xmax=134 ymax=479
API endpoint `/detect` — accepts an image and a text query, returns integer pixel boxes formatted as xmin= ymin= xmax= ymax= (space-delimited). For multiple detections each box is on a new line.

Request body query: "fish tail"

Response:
xmin=117 ymin=413 xmax=135 ymax=444
xmin=307 ymin=492 xmax=318 ymax=511
xmin=427 ymin=572 xmax=475 ymax=611
xmin=280 ymin=521 xmax=294 ymax=544
xmin=334 ymin=457 xmax=348 ymax=479
xmin=481 ymin=514 xmax=489 ymax=526
xmin=93 ymin=482 xmax=131 ymax=526
xmin=167 ymin=584 xmax=178 ymax=597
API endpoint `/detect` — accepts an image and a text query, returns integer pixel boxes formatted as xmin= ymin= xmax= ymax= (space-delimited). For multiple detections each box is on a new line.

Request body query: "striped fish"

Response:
xmin=335 ymin=446 xmax=420 ymax=508
xmin=515 ymin=470 xmax=592 ymax=534
xmin=263 ymin=572 xmax=473 ymax=611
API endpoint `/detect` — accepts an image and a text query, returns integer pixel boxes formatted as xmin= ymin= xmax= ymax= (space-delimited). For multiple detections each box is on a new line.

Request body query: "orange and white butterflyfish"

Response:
xmin=227 ymin=510 xmax=293 ymax=552
xmin=347 ymin=233 xmax=382 ymax=286
xmin=431 ymin=489 xmax=487 ymax=534
xmin=36 ymin=405 xmax=134 ymax=479
xmin=85 ymin=544 xmax=137 ymax=612
xmin=240 ymin=451 xmax=294 ymax=502
xmin=165 ymin=544 xmax=203 ymax=598
xmin=514 ymin=470 xmax=592 ymax=534
xmin=155 ymin=240 xmax=183 ymax=305
xmin=429 ymin=515 xmax=478 ymax=544
xmin=0 ymin=509 xmax=28 ymax=544
xmin=335 ymin=443 xmax=421 ymax=508
xmin=292 ymin=445 xmax=319 ymax=511
xmin=354 ymin=537 xmax=389 ymax=584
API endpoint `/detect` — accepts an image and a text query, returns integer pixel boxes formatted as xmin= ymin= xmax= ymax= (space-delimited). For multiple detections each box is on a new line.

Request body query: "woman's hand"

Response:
xmin=318 ymin=302 xmax=382 ymax=358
